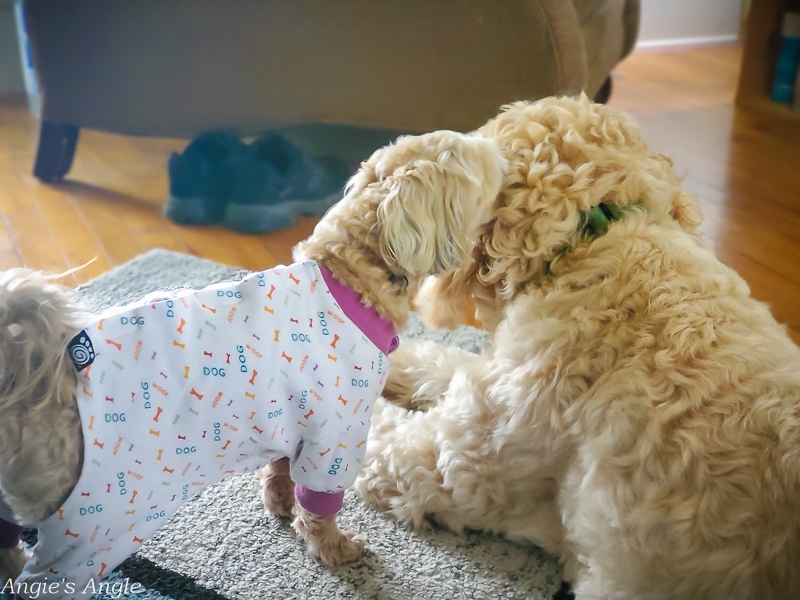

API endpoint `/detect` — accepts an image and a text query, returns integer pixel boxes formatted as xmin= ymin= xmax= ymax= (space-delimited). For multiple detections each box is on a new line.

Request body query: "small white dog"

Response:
xmin=0 ymin=130 xmax=507 ymax=599
xmin=355 ymin=96 xmax=800 ymax=600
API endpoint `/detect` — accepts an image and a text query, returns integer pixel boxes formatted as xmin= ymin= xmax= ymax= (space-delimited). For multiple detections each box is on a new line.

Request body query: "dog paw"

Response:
xmin=292 ymin=509 xmax=366 ymax=567
xmin=314 ymin=530 xmax=366 ymax=567
xmin=0 ymin=541 xmax=30 ymax=581
xmin=381 ymin=340 xmax=476 ymax=411
xmin=380 ymin=375 xmax=419 ymax=409
xmin=353 ymin=461 xmax=396 ymax=510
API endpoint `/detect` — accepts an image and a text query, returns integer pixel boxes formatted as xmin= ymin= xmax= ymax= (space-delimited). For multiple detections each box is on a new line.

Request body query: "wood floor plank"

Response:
xmin=64 ymin=137 xmax=173 ymax=270
xmin=17 ymin=172 xmax=111 ymax=272
xmin=260 ymin=217 xmax=318 ymax=266
xmin=0 ymin=99 xmax=39 ymax=155
xmin=64 ymin=188 xmax=144 ymax=267
xmin=0 ymin=250 xmax=23 ymax=272
xmin=201 ymin=227 xmax=280 ymax=271
xmin=0 ymin=145 xmax=27 ymax=214
xmin=0 ymin=216 xmax=22 ymax=271
xmin=165 ymin=223 xmax=243 ymax=270
xmin=0 ymin=146 xmax=72 ymax=277
xmin=6 ymin=206 xmax=70 ymax=276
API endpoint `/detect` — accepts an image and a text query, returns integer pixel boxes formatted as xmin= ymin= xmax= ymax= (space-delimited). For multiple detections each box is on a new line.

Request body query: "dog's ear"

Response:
xmin=375 ymin=133 xmax=507 ymax=276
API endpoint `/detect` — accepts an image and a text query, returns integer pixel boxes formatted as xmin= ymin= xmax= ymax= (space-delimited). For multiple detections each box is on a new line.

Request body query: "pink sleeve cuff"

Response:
xmin=294 ymin=485 xmax=344 ymax=518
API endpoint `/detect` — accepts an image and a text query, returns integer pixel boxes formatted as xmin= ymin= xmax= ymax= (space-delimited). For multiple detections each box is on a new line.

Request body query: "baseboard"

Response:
xmin=635 ymin=34 xmax=740 ymax=51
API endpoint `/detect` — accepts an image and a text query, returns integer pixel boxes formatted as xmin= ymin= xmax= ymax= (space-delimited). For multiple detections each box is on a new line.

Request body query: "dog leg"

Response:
xmin=360 ymin=343 xmax=573 ymax=557
xmin=358 ymin=396 xmax=566 ymax=554
xmin=0 ymin=542 xmax=29 ymax=584
xmin=257 ymin=457 xmax=295 ymax=517
xmin=382 ymin=340 xmax=479 ymax=410
xmin=0 ymin=518 xmax=28 ymax=582
xmin=354 ymin=397 xmax=455 ymax=528
xmin=292 ymin=507 xmax=365 ymax=567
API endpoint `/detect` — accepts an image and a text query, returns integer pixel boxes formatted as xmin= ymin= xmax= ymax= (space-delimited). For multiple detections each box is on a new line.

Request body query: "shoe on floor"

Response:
xmin=164 ymin=131 xmax=245 ymax=225
xmin=223 ymin=134 xmax=350 ymax=234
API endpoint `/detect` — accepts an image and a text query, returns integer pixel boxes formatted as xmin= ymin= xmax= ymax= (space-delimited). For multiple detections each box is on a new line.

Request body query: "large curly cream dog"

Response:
xmin=355 ymin=95 xmax=800 ymax=600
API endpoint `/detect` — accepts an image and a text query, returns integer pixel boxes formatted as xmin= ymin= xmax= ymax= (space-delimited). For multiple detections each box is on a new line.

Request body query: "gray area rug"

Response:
xmin=7 ymin=249 xmax=564 ymax=600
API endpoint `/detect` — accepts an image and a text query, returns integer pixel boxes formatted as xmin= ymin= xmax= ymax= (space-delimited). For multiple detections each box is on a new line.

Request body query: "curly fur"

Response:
xmin=295 ymin=129 xmax=508 ymax=322
xmin=0 ymin=129 xmax=508 ymax=588
xmin=355 ymin=95 xmax=800 ymax=600
xmin=0 ymin=269 xmax=86 ymax=526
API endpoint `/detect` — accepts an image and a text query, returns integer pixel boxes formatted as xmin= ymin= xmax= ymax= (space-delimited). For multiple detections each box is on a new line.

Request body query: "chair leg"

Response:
xmin=33 ymin=121 xmax=79 ymax=183
xmin=593 ymin=76 xmax=613 ymax=104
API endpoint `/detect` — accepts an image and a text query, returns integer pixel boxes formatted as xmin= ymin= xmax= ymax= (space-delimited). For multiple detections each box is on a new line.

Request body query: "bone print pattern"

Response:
xmin=18 ymin=261 xmax=391 ymax=598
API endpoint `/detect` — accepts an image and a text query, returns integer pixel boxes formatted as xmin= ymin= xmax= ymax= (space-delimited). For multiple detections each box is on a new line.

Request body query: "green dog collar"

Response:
xmin=545 ymin=202 xmax=639 ymax=275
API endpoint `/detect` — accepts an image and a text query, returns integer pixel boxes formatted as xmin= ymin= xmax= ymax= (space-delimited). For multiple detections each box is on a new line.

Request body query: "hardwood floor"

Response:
xmin=0 ymin=43 xmax=798 ymax=343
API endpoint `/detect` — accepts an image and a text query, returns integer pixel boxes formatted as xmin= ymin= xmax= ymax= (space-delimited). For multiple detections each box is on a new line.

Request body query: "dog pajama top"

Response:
xmin=15 ymin=260 xmax=397 ymax=599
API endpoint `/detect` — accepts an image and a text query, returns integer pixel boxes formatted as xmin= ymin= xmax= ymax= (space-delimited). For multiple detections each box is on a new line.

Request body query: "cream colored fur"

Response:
xmin=355 ymin=96 xmax=800 ymax=600
xmin=0 ymin=130 xmax=507 ymax=587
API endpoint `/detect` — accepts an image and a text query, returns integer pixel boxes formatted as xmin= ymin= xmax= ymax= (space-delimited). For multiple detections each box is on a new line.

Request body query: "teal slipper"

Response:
xmin=223 ymin=134 xmax=350 ymax=234
xmin=164 ymin=131 xmax=246 ymax=226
